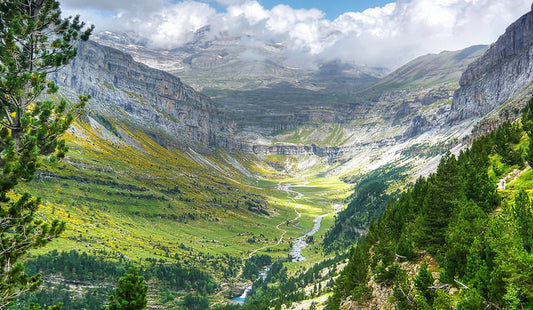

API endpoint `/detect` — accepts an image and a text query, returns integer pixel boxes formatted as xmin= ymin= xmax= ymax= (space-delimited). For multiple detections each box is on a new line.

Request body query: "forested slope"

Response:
xmin=327 ymin=98 xmax=533 ymax=309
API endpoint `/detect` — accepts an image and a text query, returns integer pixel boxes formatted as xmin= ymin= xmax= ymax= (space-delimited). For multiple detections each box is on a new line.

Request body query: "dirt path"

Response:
xmin=245 ymin=182 xmax=304 ymax=258
xmin=498 ymin=165 xmax=530 ymax=189
xmin=246 ymin=218 xmax=289 ymax=259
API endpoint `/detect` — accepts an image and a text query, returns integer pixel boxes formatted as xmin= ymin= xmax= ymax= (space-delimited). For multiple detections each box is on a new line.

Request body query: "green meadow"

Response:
xmin=23 ymin=117 xmax=353 ymax=291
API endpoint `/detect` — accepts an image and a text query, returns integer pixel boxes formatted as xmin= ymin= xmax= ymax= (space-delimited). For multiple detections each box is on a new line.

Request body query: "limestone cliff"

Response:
xmin=53 ymin=40 xmax=234 ymax=149
xmin=52 ymin=38 xmax=487 ymax=159
xmin=450 ymin=5 xmax=533 ymax=122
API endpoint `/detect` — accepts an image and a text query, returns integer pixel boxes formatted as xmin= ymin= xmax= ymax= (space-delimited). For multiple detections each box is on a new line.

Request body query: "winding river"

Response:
xmin=290 ymin=203 xmax=341 ymax=262
xmin=233 ymin=267 xmax=269 ymax=305
xmin=232 ymin=182 xmax=341 ymax=304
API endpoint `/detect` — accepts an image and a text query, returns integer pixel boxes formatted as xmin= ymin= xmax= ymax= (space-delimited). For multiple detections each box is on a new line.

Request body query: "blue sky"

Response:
xmin=203 ymin=0 xmax=396 ymax=19
xmin=256 ymin=0 xmax=394 ymax=19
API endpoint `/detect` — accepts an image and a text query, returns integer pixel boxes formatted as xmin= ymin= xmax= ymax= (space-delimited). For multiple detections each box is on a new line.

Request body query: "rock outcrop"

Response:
xmin=51 ymin=36 xmax=493 ymax=159
xmin=53 ymin=40 xmax=234 ymax=149
xmin=52 ymin=41 xmax=406 ymax=158
xmin=450 ymin=6 xmax=533 ymax=122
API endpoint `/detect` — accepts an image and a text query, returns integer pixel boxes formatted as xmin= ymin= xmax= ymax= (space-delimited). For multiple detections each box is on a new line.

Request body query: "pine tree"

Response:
xmin=433 ymin=290 xmax=452 ymax=310
xmin=444 ymin=201 xmax=486 ymax=280
xmin=414 ymin=182 xmax=449 ymax=253
xmin=396 ymin=230 xmax=415 ymax=260
xmin=0 ymin=0 xmax=92 ymax=307
xmin=103 ymin=266 xmax=148 ymax=310
xmin=414 ymin=261 xmax=435 ymax=304
xmin=461 ymin=152 xmax=500 ymax=213
xmin=456 ymin=288 xmax=485 ymax=310
xmin=522 ymin=97 xmax=533 ymax=165
xmin=182 ymin=294 xmax=209 ymax=310
xmin=511 ymin=190 xmax=533 ymax=252
xmin=326 ymin=240 xmax=371 ymax=309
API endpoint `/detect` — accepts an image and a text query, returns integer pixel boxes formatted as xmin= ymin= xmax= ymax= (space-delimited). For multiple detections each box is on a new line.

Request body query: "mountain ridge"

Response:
xmin=328 ymin=5 xmax=533 ymax=310
xmin=51 ymin=39 xmax=482 ymax=164
xmin=451 ymin=5 xmax=533 ymax=122
xmin=52 ymin=40 xmax=235 ymax=151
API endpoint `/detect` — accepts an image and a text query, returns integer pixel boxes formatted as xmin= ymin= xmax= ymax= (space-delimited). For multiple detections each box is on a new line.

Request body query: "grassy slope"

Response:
xmin=362 ymin=45 xmax=488 ymax=94
xmin=20 ymin=113 xmax=352 ymax=304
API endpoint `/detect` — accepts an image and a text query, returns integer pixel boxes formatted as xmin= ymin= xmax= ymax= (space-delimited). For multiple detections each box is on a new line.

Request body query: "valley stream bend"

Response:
xmin=233 ymin=181 xmax=341 ymax=303
xmin=275 ymin=182 xmax=341 ymax=262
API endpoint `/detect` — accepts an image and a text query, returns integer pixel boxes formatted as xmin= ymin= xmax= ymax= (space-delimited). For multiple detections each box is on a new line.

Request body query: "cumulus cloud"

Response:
xmin=321 ymin=0 xmax=532 ymax=67
xmin=142 ymin=2 xmax=216 ymax=48
xmin=60 ymin=0 xmax=532 ymax=69
xmin=210 ymin=0 xmax=248 ymax=6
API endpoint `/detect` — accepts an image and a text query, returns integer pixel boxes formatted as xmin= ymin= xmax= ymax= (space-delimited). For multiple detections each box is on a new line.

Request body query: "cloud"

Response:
xmin=60 ymin=0 xmax=532 ymax=69
xmin=321 ymin=0 xmax=532 ymax=68
xmin=210 ymin=0 xmax=247 ymax=6
xmin=142 ymin=2 xmax=216 ymax=49
xmin=61 ymin=0 xmax=166 ymax=12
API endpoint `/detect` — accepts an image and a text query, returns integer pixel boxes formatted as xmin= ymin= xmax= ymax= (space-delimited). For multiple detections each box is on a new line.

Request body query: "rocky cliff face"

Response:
xmin=94 ymin=31 xmax=383 ymax=135
xmin=52 ymin=36 xmax=492 ymax=161
xmin=53 ymin=41 xmax=389 ymax=157
xmin=450 ymin=5 xmax=533 ymax=122
xmin=53 ymin=40 xmax=234 ymax=149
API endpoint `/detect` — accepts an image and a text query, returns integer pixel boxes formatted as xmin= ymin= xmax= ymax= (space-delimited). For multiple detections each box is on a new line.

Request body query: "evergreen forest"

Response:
xmin=326 ymin=99 xmax=533 ymax=309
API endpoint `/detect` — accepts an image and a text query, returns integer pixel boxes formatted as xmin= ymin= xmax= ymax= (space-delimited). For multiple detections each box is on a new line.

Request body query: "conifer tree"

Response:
xmin=444 ymin=201 xmax=486 ymax=280
xmin=396 ymin=230 xmax=415 ymax=260
xmin=456 ymin=288 xmax=485 ymax=310
xmin=432 ymin=290 xmax=452 ymax=310
xmin=0 ymin=0 xmax=92 ymax=307
xmin=522 ymin=97 xmax=533 ymax=165
xmin=511 ymin=190 xmax=533 ymax=252
xmin=414 ymin=261 xmax=435 ymax=304
xmin=463 ymin=237 xmax=489 ymax=294
xmin=325 ymin=240 xmax=371 ymax=309
xmin=103 ymin=266 xmax=148 ymax=310
xmin=414 ymin=154 xmax=458 ymax=253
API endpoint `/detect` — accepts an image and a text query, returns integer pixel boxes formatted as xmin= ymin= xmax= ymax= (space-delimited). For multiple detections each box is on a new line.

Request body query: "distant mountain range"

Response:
xmin=85 ymin=29 xmax=489 ymax=149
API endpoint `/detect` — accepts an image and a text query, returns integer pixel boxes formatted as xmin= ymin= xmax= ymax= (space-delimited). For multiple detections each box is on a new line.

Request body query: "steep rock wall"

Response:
xmin=450 ymin=6 xmax=533 ymax=121
xmin=53 ymin=40 xmax=234 ymax=148
xmin=54 ymin=41 xmax=399 ymax=159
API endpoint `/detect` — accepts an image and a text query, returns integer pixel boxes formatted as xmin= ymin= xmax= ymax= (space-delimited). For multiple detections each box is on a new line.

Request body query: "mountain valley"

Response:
xmin=6 ymin=3 xmax=533 ymax=310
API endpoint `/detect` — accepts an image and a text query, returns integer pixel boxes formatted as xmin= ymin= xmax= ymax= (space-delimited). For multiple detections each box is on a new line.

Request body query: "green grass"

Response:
xmin=506 ymin=169 xmax=533 ymax=190
xmin=18 ymin=114 xmax=355 ymax=306
xmin=271 ymin=123 xmax=353 ymax=147
xmin=247 ymin=173 xmax=350 ymax=275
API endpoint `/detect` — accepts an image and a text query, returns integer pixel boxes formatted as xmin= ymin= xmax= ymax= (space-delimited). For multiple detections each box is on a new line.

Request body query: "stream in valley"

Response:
xmin=290 ymin=203 xmax=342 ymax=262
xmin=232 ymin=267 xmax=269 ymax=305
xmin=232 ymin=182 xmax=341 ymax=304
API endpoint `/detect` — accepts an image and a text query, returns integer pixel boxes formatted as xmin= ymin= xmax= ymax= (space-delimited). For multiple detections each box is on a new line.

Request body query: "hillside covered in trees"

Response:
xmin=327 ymin=99 xmax=533 ymax=309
